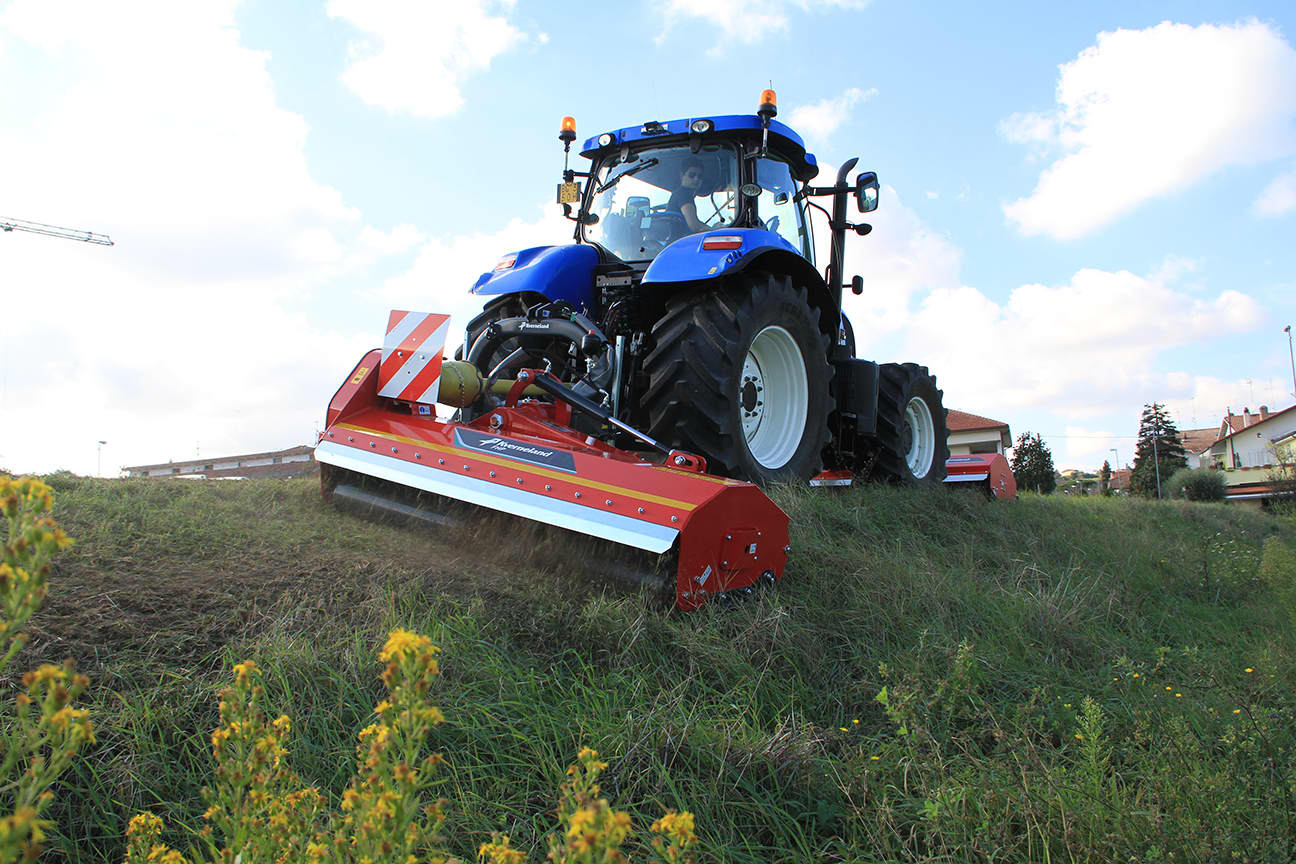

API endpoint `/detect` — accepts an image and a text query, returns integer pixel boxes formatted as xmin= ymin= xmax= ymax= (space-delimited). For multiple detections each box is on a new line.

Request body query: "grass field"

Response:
xmin=19 ymin=474 xmax=1296 ymax=862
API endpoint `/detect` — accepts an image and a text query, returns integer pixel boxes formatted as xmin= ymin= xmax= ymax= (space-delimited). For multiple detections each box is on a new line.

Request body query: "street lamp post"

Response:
xmin=97 ymin=440 xmax=106 ymax=478
xmin=1152 ymin=417 xmax=1162 ymax=500
xmin=1286 ymin=325 xmax=1295 ymax=400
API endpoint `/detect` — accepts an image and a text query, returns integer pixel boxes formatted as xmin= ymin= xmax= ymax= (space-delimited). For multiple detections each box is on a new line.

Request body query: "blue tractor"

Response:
xmin=457 ymin=91 xmax=948 ymax=487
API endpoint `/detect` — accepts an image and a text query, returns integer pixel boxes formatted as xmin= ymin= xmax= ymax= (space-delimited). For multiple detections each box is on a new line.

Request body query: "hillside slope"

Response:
xmin=24 ymin=476 xmax=1296 ymax=862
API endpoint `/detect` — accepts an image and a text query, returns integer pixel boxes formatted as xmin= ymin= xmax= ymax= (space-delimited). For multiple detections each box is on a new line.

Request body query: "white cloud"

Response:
xmin=1254 ymin=163 xmax=1296 ymax=216
xmin=1057 ymin=425 xmax=1124 ymax=470
xmin=802 ymin=175 xmax=961 ymax=341
xmin=1160 ymin=375 xmax=1292 ymax=434
xmin=328 ymin=0 xmax=527 ymax=119
xmin=1002 ymin=20 xmax=1296 ymax=239
xmin=901 ymin=264 xmax=1264 ymax=426
xmin=786 ymin=87 xmax=876 ymax=140
xmin=657 ymin=0 xmax=869 ymax=47
xmin=0 ymin=1 xmax=414 ymax=475
xmin=374 ymin=205 xmax=574 ymax=354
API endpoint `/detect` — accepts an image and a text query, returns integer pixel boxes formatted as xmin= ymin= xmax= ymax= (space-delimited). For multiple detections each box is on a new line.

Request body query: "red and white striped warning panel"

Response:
xmin=377 ymin=310 xmax=450 ymax=404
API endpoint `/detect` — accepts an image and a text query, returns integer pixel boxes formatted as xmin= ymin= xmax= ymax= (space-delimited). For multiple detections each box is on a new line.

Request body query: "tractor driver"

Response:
xmin=666 ymin=157 xmax=712 ymax=234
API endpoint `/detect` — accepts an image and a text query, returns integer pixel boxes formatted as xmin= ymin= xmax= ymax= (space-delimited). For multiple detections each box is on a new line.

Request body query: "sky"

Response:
xmin=2 ymin=0 xmax=1294 ymax=476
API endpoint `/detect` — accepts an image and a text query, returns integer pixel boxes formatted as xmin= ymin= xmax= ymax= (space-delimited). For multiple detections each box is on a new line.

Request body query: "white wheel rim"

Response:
xmin=904 ymin=396 xmax=936 ymax=478
xmin=739 ymin=326 xmax=808 ymax=469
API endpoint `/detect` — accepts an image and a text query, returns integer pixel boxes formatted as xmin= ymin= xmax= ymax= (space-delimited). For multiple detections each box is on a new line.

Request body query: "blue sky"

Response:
xmin=2 ymin=0 xmax=1294 ymax=475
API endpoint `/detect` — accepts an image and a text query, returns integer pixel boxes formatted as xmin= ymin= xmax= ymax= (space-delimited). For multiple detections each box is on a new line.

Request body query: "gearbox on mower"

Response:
xmin=315 ymin=90 xmax=949 ymax=609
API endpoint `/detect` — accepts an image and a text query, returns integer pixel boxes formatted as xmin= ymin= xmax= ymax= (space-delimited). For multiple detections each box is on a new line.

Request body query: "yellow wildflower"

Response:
xmin=652 ymin=810 xmax=696 ymax=846
xmin=380 ymin=628 xmax=436 ymax=662
xmin=127 ymin=812 xmax=165 ymax=839
xmin=567 ymin=806 xmax=596 ymax=838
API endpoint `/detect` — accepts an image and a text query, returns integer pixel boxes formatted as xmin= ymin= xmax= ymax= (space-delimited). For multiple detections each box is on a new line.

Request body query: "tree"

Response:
xmin=1130 ymin=403 xmax=1187 ymax=498
xmin=1010 ymin=432 xmax=1056 ymax=494
xmin=1099 ymin=459 xmax=1112 ymax=496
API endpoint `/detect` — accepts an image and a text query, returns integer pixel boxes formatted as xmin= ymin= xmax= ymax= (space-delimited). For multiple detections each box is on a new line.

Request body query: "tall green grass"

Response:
xmin=24 ymin=476 xmax=1296 ymax=862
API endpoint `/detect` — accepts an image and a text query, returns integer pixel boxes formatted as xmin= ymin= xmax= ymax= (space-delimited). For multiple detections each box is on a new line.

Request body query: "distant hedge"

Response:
xmin=1167 ymin=468 xmax=1226 ymax=502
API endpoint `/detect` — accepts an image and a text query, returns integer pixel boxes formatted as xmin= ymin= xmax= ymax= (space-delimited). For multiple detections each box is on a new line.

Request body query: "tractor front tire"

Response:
xmin=642 ymin=273 xmax=833 ymax=484
xmin=873 ymin=362 xmax=949 ymax=485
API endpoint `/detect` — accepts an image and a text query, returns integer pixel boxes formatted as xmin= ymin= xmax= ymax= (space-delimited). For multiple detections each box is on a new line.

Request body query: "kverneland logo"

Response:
xmin=453 ymin=428 xmax=577 ymax=473
xmin=476 ymin=437 xmax=556 ymax=458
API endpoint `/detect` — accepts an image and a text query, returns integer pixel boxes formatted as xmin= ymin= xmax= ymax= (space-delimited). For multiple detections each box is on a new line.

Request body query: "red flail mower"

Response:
xmin=316 ymin=311 xmax=788 ymax=611
xmin=942 ymin=454 xmax=1017 ymax=501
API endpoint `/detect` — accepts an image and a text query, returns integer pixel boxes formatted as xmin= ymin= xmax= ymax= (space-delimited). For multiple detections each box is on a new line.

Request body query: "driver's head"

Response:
xmin=679 ymin=157 xmax=704 ymax=191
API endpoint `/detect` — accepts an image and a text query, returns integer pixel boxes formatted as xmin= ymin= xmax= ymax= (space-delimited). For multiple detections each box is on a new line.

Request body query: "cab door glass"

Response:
xmin=754 ymin=157 xmax=809 ymax=259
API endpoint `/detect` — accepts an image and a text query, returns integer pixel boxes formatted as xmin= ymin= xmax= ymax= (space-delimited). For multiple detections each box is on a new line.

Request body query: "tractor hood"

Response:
xmin=470 ymin=244 xmax=598 ymax=311
xmin=580 ymin=114 xmax=819 ymax=182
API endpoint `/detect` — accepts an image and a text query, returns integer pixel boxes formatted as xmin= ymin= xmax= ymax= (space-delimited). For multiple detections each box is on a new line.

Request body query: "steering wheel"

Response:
xmin=763 ymin=215 xmax=780 ymax=234
xmin=644 ymin=211 xmax=690 ymax=246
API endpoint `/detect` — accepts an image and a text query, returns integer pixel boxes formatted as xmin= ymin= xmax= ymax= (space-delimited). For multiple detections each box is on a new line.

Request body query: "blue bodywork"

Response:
xmin=471 ymin=114 xmax=826 ymax=311
xmin=471 ymin=244 xmax=598 ymax=310
xmin=641 ymin=228 xmax=798 ymax=285
xmin=579 ymin=114 xmax=819 ymax=182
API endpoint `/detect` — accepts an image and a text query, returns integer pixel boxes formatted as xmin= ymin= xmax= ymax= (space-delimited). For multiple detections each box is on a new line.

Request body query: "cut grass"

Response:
xmin=18 ymin=474 xmax=1296 ymax=862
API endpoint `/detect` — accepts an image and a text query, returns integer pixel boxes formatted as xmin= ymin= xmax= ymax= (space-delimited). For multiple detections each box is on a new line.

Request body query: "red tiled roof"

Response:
xmin=1180 ymin=427 xmax=1219 ymax=455
xmin=1210 ymin=403 xmax=1296 ymax=449
xmin=947 ymin=409 xmax=1010 ymax=432
xmin=1222 ymin=413 xmax=1247 ymax=435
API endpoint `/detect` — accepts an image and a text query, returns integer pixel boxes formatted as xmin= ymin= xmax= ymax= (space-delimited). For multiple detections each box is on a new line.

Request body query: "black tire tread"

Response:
xmin=872 ymin=362 xmax=949 ymax=485
xmin=641 ymin=272 xmax=833 ymax=483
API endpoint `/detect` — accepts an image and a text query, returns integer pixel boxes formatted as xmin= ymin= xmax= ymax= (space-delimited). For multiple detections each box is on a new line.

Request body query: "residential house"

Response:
xmin=947 ymin=410 xmax=1012 ymax=455
xmin=1198 ymin=404 xmax=1296 ymax=509
xmin=1180 ymin=427 xmax=1220 ymax=469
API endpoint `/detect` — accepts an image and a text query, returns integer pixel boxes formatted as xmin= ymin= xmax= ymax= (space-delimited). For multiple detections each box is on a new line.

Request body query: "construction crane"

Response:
xmin=1 ymin=216 xmax=113 ymax=246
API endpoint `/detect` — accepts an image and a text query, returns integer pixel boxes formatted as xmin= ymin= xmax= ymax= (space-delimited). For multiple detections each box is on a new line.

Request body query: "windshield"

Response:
xmin=583 ymin=144 xmax=738 ymax=262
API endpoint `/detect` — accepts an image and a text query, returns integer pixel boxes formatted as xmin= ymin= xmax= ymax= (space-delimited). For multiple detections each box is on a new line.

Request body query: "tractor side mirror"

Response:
xmin=855 ymin=171 xmax=879 ymax=213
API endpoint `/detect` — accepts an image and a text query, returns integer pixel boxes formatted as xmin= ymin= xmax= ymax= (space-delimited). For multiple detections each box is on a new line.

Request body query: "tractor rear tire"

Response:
xmin=642 ymin=272 xmax=833 ymax=484
xmin=873 ymin=362 xmax=949 ymax=485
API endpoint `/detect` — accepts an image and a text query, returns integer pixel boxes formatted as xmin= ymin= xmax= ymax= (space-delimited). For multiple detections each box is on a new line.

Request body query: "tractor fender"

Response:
xmin=641 ymin=229 xmax=835 ymax=332
xmin=470 ymin=244 xmax=598 ymax=311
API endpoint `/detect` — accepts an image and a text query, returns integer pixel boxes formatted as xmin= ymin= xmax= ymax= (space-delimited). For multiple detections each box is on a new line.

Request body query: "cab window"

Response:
xmin=754 ymin=157 xmax=811 ymax=262
xmin=583 ymin=144 xmax=738 ymax=262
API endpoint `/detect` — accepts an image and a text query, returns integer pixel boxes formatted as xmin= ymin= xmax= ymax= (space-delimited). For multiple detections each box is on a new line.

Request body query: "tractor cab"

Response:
xmin=572 ymin=111 xmax=821 ymax=266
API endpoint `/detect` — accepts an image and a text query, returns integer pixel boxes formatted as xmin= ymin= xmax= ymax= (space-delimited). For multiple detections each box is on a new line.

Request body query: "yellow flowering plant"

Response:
xmin=126 ymin=628 xmax=454 ymax=864
xmin=128 ymin=626 xmax=696 ymax=863
xmin=547 ymin=746 xmax=632 ymax=863
xmin=479 ymin=747 xmax=696 ymax=864
xmin=0 ymin=475 xmax=86 ymax=864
